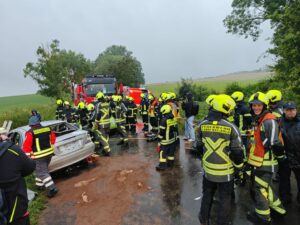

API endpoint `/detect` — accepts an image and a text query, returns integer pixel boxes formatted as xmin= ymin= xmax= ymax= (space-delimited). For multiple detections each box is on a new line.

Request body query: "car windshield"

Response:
xmin=49 ymin=122 xmax=77 ymax=137
xmin=86 ymin=83 xmax=115 ymax=97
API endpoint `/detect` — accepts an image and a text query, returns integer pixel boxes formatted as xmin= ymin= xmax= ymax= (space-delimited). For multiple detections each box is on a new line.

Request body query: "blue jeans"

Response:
xmin=184 ymin=116 xmax=195 ymax=141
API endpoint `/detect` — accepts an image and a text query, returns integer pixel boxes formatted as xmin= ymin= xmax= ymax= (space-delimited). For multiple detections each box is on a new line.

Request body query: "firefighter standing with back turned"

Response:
xmin=246 ymin=92 xmax=286 ymax=224
xmin=196 ymin=94 xmax=244 ymax=225
xmin=23 ymin=115 xmax=58 ymax=198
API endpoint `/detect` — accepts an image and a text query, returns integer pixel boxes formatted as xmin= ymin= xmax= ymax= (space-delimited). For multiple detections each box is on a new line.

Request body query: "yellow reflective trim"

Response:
xmin=159 ymin=126 xmax=165 ymax=129
xmin=262 ymin=160 xmax=278 ymax=166
xmin=203 ymin=165 xmax=234 ymax=176
xmin=8 ymin=149 xmax=19 ymax=156
xmin=260 ymin=188 xmax=268 ymax=199
xmin=201 ymin=124 xmax=231 ymax=134
xmin=255 ymin=208 xmax=270 ymax=216
xmin=9 ymin=197 xmax=18 ymax=223
xmin=167 ymin=156 xmax=175 ymax=160
xmin=33 ymin=127 xmax=50 ymax=135
xmin=159 ymin=151 xmax=167 ymax=163
xmin=203 ymin=161 xmax=233 ymax=170
xmin=36 ymin=138 xmax=41 ymax=151
xmin=255 ymin=176 xmax=268 ymax=188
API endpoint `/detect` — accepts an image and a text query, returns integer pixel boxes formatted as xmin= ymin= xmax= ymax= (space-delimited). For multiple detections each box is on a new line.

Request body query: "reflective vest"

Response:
xmin=115 ymin=104 xmax=126 ymax=123
xmin=158 ymin=117 xmax=177 ymax=145
xmin=30 ymin=126 xmax=54 ymax=159
xmin=248 ymin=113 xmax=281 ymax=169
xmin=200 ymin=121 xmax=236 ymax=182
xmin=127 ymin=104 xmax=137 ymax=118
xmin=96 ymin=102 xmax=110 ymax=127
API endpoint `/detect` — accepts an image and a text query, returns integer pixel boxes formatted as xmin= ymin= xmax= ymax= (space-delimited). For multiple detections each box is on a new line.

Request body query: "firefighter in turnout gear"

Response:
xmin=0 ymin=127 xmax=36 ymax=225
xmin=23 ymin=115 xmax=58 ymax=198
xmin=112 ymin=95 xmax=129 ymax=146
xmin=196 ymin=94 xmax=244 ymax=225
xmin=266 ymin=90 xmax=284 ymax=120
xmin=76 ymin=102 xmax=89 ymax=129
xmin=246 ymin=92 xmax=286 ymax=224
xmin=140 ymin=93 xmax=149 ymax=132
xmin=156 ymin=104 xmax=177 ymax=171
xmin=231 ymin=91 xmax=252 ymax=149
xmin=148 ymin=94 xmax=159 ymax=135
xmin=55 ymin=99 xmax=64 ymax=120
xmin=126 ymin=97 xmax=137 ymax=135
xmin=93 ymin=91 xmax=111 ymax=156
xmin=63 ymin=101 xmax=77 ymax=123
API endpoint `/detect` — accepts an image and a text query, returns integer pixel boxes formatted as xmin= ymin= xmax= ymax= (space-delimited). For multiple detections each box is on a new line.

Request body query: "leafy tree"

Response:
xmin=24 ymin=40 xmax=92 ymax=98
xmin=94 ymin=45 xmax=145 ymax=86
xmin=224 ymin=0 xmax=300 ymax=95
xmin=177 ymin=78 xmax=197 ymax=98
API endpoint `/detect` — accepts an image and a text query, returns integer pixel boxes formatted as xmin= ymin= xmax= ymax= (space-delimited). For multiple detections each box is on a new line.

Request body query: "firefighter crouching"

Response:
xmin=195 ymin=94 xmax=244 ymax=225
xmin=126 ymin=97 xmax=137 ymax=135
xmin=246 ymin=92 xmax=286 ymax=224
xmin=156 ymin=104 xmax=177 ymax=171
xmin=92 ymin=91 xmax=111 ymax=156
xmin=113 ymin=95 xmax=129 ymax=146
xmin=22 ymin=115 xmax=58 ymax=198
xmin=0 ymin=127 xmax=36 ymax=225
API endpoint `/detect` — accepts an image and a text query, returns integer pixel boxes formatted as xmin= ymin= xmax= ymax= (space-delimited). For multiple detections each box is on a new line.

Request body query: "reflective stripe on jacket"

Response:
xmin=30 ymin=126 xmax=54 ymax=159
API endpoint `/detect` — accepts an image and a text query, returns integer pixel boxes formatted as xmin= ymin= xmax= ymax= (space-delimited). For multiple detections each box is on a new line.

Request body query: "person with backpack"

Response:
xmin=182 ymin=92 xmax=198 ymax=142
xmin=0 ymin=127 xmax=35 ymax=225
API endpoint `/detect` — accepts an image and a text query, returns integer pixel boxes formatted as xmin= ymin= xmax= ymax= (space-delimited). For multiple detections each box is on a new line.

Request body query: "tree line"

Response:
xmin=24 ymin=40 xmax=145 ymax=98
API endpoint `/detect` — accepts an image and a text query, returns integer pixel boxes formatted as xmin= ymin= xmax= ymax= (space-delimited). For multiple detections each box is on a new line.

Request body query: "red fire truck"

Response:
xmin=73 ymin=75 xmax=119 ymax=105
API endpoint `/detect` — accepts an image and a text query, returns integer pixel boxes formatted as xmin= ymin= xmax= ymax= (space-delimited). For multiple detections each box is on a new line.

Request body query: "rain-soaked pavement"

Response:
xmin=39 ymin=127 xmax=300 ymax=225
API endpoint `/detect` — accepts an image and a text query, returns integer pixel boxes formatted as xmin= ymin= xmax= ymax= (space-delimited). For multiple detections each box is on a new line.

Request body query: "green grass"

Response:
xmin=0 ymin=94 xmax=53 ymax=113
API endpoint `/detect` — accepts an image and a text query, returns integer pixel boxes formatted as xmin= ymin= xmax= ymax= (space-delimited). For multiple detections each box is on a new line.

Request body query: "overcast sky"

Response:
xmin=0 ymin=0 xmax=273 ymax=97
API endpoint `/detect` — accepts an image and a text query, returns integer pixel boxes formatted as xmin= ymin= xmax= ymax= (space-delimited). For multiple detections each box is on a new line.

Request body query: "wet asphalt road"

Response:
xmin=116 ymin=132 xmax=300 ymax=225
xmin=48 ymin=130 xmax=300 ymax=225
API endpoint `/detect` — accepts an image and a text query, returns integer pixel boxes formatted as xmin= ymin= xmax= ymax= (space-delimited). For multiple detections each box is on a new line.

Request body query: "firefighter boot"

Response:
xmin=156 ymin=162 xmax=168 ymax=171
xmin=47 ymin=187 xmax=59 ymax=198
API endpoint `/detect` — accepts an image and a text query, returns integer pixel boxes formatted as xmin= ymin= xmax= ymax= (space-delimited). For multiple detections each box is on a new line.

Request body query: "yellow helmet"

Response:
xmin=231 ymin=91 xmax=244 ymax=102
xmin=158 ymin=97 xmax=162 ymax=102
xmin=140 ymin=93 xmax=145 ymax=98
xmin=161 ymin=92 xmax=170 ymax=101
xmin=56 ymin=99 xmax=63 ymax=105
xmin=160 ymin=104 xmax=172 ymax=114
xmin=64 ymin=101 xmax=70 ymax=106
xmin=205 ymin=95 xmax=217 ymax=105
xmin=249 ymin=92 xmax=269 ymax=106
xmin=112 ymin=95 xmax=118 ymax=102
xmin=78 ymin=102 xmax=85 ymax=109
xmin=125 ymin=95 xmax=130 ymax=100
xmin=118 ymin=95 xmax=123 ymax=102
xmin=96 ymin=91 xmax=104 ymax=100
xmin=87 ymin=103 xmax=95 ymax=111
xmin=168 ymin=92 xmax=176 ymax=100
xmin=211 ymin=95 xmax=236 ymax=115
xmin=266 ymin=90 xmax=282 ymax=103
xmin=148 ymin=94 xmax=154 ymax=101
xmin=129 ymin=97 xmax=134 ymax=102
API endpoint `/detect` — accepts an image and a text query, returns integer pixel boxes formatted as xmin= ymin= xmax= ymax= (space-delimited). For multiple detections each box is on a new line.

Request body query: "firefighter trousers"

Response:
xmin=150 ymin=117 xmax=158 ymax=133
xmin=199 ymin=177 xmax=233 ymax=225
xmin=116 ymin=123 xmax=128 ymax=142
xmin=158 ymin=143 xmax=175 ymax=168
xmin=142 ymin=114 xmax=148 ymax=131
xmin=126 ymin=117 xmax=136 ymax=134
xmin=35 ymin=156 xmax=56 ymax=191
xmin=251 ymin=170 xmax=286 ymax=222
xmin=94 ymin=126 xmax=110 ymax=153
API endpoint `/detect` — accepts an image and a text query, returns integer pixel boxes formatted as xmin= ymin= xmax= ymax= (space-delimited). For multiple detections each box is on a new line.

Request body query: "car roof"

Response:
xmin=11 ymin=120 xmax=65 ymax=133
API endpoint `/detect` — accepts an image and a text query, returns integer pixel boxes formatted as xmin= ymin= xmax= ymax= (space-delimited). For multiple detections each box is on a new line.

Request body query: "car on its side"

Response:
xmin=8 ymin=120 xmax=95 ymax=172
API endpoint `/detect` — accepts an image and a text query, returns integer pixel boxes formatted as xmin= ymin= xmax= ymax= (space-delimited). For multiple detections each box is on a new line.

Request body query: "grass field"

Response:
xmin=146 ymin=71 xmax=270 ymax=96
xmin=0 ymin=94 xmax=53 ymax=113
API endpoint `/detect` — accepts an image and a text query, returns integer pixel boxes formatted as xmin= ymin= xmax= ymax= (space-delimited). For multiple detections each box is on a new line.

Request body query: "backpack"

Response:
xmin=191 ymin=102 xmax=199 ymax=116
xmin=0 ymin=188 xmax=7 ymax=225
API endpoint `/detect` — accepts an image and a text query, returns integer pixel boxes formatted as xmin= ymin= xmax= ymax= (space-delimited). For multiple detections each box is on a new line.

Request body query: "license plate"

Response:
xmin=59 ymin=140 xmax=82 ymax=154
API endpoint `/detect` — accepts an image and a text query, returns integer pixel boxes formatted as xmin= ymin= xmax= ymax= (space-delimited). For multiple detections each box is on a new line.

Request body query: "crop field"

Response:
xmin=146 ymin=71 xmax=270 ymax=96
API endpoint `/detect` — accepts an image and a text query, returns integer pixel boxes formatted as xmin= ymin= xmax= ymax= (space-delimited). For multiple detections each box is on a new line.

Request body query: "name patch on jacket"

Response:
xmin=201 ymin=125 xmax=231 ymax=134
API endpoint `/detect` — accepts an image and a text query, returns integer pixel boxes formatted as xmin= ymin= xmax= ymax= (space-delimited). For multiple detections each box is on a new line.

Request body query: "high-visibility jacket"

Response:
xmin=158 ymin=113 xmax=177 ymax=145
xmin=248 ymin=112 xmax=283 ymax=173
xmin=114 ymin=102 xmax=127 ymax=124
xmin=95 ymin=101 xmax=111 ymax=128
xmin=197 ymin=111 xmax=244 ymax=183
xmin=140 ymin=98 xmax=149 ymax=115
xmin=233 ymin=101 xmax=252 ymax=135
xmin=126 ymin=103 xmax=137 ymax=118
xmin=23 ymin=126 xmax=56 ymax=159
xmin=271 ymin=107 xmax=283 ymax=120
xmin=56 ymin=105 xmax=64 ymax=120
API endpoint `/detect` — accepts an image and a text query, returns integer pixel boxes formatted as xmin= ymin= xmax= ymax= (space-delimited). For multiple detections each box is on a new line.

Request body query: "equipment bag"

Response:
xmin=0 ymin=188 xmax=7 ymax=225
xmin=191 ymin=102 xmax=199 ymax=116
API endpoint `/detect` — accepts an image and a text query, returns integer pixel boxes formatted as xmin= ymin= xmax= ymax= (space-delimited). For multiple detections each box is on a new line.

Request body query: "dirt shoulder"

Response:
xmin=39 ymin=154 xmax=151 ymax=225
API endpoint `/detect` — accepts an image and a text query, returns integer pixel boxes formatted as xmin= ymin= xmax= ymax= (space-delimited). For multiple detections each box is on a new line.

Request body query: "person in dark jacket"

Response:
xmin=279 ymin=101 xmax=300 ymax=205
xmin=182 ymin=92 xmax=195 ymax=142
xmin=0 ymin=127 xmax=35 ymax=225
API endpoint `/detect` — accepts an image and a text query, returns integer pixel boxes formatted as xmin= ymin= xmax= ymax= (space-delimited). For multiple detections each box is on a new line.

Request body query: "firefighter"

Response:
xmin=124 ymin=96 xmax=131 ymax=131
xmin=246 ymin=92 xmax=286 ymax=224
xmin=92 ymin=91 xmax=111 ymax=156
xmin=156 ymin=104 xmax=177 ymax=171
xmin=86 ymin=103 xmax=96 ymax=141
xmin=113 ymin=95 xmax=129 ymax=146
xmin=126 ymin=97 xmax=137 ymax=135
xmin=165 ymin=92 xmax=180 ymax=145
xmin=23 ymin=115 xmax=58 ymax=198
xmin=231 ymin=91 xmax=252 ymax=149
xmin=196 ymin=94 xmax=244 ymax=225
xmin=0 ymin=127 xmax=35 ymax=225
xmin=148 ymin=94 xmax=159 ymax=136
xmin=76 ymin=102 xmax=89 ymax=129
xmin=140 ymin=93 xmax=149 ymax=132
xmin=63 ymin=101 xmax=77 ymax=123
xmin=266 ymin=89 xmax=284 ymax=119
xmin=55 ymin=99 xmax=64 ymax=120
